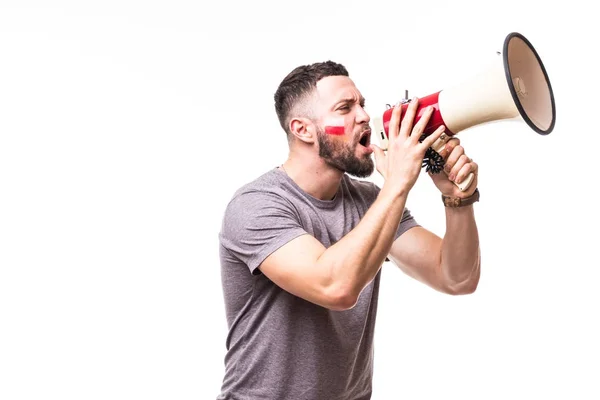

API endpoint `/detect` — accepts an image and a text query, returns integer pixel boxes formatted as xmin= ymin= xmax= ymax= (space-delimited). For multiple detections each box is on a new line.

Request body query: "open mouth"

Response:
xmin=359 ymin=130 xmax=371 ymax=147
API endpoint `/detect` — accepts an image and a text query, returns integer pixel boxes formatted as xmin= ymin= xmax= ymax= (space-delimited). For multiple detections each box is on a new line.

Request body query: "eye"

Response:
xmin=338 ymin=105 xmax=350 ymax=112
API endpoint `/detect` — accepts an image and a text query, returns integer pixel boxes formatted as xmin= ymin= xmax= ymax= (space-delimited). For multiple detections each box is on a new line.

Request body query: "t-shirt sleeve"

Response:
xmin=395 ymin=207 xmax=420 ymax=240
xmin=219 ymin=190 xmax=308 ymax=275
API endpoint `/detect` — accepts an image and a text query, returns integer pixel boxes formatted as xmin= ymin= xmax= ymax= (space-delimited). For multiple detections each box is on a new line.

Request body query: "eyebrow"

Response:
xmin=335 ymin=97 xmax=366 ymax=107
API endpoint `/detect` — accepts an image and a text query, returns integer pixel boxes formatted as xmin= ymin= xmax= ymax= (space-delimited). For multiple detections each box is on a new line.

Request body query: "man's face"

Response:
xmin=312 ymin=76 xmax=374 ymax=178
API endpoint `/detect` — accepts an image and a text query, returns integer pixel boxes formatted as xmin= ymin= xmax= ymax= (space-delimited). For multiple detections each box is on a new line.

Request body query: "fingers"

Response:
xmin=387 ymin=102 xmax=403 ymax=141
xmin=370 ymin=143 xmax=386 ymax=167
xmin=446 ymin=150 xmax=476 ymax=184
xmin=455 ymin=160 xmax=478 ymax=187
xmin=399 ymin=98 xmax=420 ymax=139
xmin=443 ymin=141 xmax=464 ymax=173
xmin=390 ymin=97 xmax=440 ymax=145
xmin=439 ymin=137 xmax=460 ymax=159
xmin=370 ymin=143 xmax=388 ymax=179
xmin=421 ymin=124 xmax=446 ymax=150
xmin=409 ymin=105 xmax=436 ymax=142
xmin=448 ymin=154 xmax=468 ymax=182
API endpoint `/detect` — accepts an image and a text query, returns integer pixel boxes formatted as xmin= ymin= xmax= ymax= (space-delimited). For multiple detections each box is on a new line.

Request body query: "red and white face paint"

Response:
xmin=324 ymin=125 xmax=345 ymax=136
xmin=323 ymin=116 xmax=348 ymax=138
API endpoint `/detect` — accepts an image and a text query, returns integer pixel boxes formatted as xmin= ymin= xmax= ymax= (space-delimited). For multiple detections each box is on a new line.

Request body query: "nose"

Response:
xmin=356 ymin=105 xmax=370 ymax=124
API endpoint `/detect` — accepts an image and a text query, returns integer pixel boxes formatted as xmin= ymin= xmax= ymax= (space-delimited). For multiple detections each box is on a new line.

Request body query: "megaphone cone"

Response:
xmin=372 ymin=32 xmax=556 ymax=191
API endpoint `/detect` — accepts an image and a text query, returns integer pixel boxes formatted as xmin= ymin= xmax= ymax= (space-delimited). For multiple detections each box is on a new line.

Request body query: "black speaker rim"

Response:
xmin=502 ymin=32 xmax=556 ymax=135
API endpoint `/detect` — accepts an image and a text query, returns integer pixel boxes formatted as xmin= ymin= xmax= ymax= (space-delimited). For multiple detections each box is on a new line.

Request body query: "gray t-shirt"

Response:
xmin=217 ymin=167 xmax=418 ymax=400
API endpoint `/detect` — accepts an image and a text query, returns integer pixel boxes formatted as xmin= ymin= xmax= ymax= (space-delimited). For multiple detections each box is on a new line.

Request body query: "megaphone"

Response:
xmin=372 ymin=32 xmax=556 ymax=191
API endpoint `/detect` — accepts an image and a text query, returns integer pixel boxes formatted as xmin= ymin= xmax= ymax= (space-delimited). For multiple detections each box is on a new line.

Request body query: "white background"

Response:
xmin=1 ymin=1 xmax=598 ymax=399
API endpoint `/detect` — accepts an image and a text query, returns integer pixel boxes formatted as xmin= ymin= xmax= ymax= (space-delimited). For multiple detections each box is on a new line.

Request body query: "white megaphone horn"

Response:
xmin=372 ymin=32 xmax=556 ymax=191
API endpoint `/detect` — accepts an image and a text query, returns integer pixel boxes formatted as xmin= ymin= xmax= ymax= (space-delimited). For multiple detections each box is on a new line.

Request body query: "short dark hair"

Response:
xmin=274 ymin=61 xmax=349 ymax=136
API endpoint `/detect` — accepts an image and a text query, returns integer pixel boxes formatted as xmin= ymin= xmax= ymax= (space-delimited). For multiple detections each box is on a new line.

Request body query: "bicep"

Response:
xmin=388 ymin=226 xmax=445 ymax=291
xmin=258 ymin=233 xmax=337 ymax=307
xmin=220 ymin=192 xmax=342 ymax=308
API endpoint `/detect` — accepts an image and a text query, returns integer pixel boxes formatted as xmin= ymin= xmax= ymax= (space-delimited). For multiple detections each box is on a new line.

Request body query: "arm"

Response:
xmin=389 ymin=206 xmax=480 ymax=295
xmin=389 ymin=137 xmax=481 ymax=295
xmin=259 ymin=99 xmax=445 ymax=310
xmin=259 ymin=184 xmax=408 ymax=311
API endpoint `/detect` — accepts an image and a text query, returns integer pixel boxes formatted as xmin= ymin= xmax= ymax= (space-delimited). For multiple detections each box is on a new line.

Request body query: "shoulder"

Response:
xmin=221 ymin=168 xmax=297 ymax=222
xmin=230 ymin=167 xmax=295 ymax=199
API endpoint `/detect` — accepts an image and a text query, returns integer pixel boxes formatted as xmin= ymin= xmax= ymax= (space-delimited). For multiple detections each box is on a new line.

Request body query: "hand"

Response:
xmin=371 ymin=97 xmax=445 ymax=196
xmin=429 ymin=137 xmax=479 ymax=197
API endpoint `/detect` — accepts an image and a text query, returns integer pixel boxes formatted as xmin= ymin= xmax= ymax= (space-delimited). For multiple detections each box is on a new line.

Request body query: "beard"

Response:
xmin=316 ymin=125 xmax=374 ymax=178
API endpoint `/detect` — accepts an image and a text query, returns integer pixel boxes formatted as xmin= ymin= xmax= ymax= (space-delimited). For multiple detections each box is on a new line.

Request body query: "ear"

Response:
xmin=289 ymin=117 xmax=316 ymax=144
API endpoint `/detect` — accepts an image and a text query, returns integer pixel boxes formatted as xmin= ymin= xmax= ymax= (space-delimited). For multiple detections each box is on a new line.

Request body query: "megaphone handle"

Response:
xmin=430 ymin=133 xmax=475 ymax=192
xmin=453 ymin=171 xmax=475 ymax=192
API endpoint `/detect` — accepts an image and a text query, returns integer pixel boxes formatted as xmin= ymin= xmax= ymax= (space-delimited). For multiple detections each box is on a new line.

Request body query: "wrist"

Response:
xmin=381 ymin=181 xmax=409 ymax=202
xmin=442 ymin=188 xmax=480 ymax=208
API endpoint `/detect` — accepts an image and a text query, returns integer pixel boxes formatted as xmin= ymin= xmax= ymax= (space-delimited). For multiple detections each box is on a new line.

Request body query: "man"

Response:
xmin=217 ymin=61 xmax=480 ymax=399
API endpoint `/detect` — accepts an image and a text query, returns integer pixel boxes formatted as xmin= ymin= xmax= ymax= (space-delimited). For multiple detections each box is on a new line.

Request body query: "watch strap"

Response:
xmin=442 ymin=188 xmax=480 ymax=207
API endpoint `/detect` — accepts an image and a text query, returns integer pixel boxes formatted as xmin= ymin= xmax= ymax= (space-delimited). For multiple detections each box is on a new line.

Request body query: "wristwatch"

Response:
xmin=442 ymin=188 xmax=480 ymax=207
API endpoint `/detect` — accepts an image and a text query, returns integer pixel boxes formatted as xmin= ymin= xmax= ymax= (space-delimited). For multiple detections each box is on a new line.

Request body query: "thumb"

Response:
xmin=370 ymin=144 xmax=386 ymax=173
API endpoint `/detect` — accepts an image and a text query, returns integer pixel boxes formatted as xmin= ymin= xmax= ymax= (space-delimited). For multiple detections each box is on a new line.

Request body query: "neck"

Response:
xmin=281 ymin=148 xmax=343 ymax=201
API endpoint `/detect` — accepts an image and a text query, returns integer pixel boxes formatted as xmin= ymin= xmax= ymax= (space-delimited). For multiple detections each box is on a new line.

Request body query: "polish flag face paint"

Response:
xmin=324 ymin=125 xmax=345 ymax=136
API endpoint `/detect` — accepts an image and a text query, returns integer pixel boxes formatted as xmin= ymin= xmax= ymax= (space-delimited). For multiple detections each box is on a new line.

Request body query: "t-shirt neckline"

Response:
xmin=274 ymin=167 xmax=343 ymax=209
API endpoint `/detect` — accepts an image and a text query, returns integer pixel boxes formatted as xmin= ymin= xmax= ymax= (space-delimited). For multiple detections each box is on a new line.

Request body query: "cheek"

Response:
xmin=324 ymin=126 xmax=345 ymax=136
xmin=323 ymin=117 xmax=351 ymax=137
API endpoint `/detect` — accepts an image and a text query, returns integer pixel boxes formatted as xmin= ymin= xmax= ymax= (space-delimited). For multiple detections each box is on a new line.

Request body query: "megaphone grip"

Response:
xmin=455 ymin=172 xmax=475 ymax=192
xmin=430 ymin=133 xmax=475 ymax=192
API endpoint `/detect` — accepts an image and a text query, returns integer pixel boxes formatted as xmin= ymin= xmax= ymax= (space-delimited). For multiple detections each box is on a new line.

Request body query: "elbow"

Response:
xmin=323 ymin=284 xmax=360 ymax=311
xmin=443 ymin=262 xmax=481 ymax=296
xmin=445 ymin=277 xmax=479 ymax=295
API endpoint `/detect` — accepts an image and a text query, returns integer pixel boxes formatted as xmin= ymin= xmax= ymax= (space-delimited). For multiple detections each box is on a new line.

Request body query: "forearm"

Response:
xmin=316 ymin=185 xmax=407 ymax=298
xmin=440 ymin=205 xmax=481 ymax=289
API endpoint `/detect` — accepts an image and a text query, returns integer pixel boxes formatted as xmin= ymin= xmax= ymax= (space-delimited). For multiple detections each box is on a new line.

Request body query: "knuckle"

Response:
xmin=444 ymin=142 xmax=456 ymax=154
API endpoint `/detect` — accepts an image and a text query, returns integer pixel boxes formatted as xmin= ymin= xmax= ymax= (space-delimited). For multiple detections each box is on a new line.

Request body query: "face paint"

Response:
xmin=324 ymin=126 xmax=345 ymax=136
